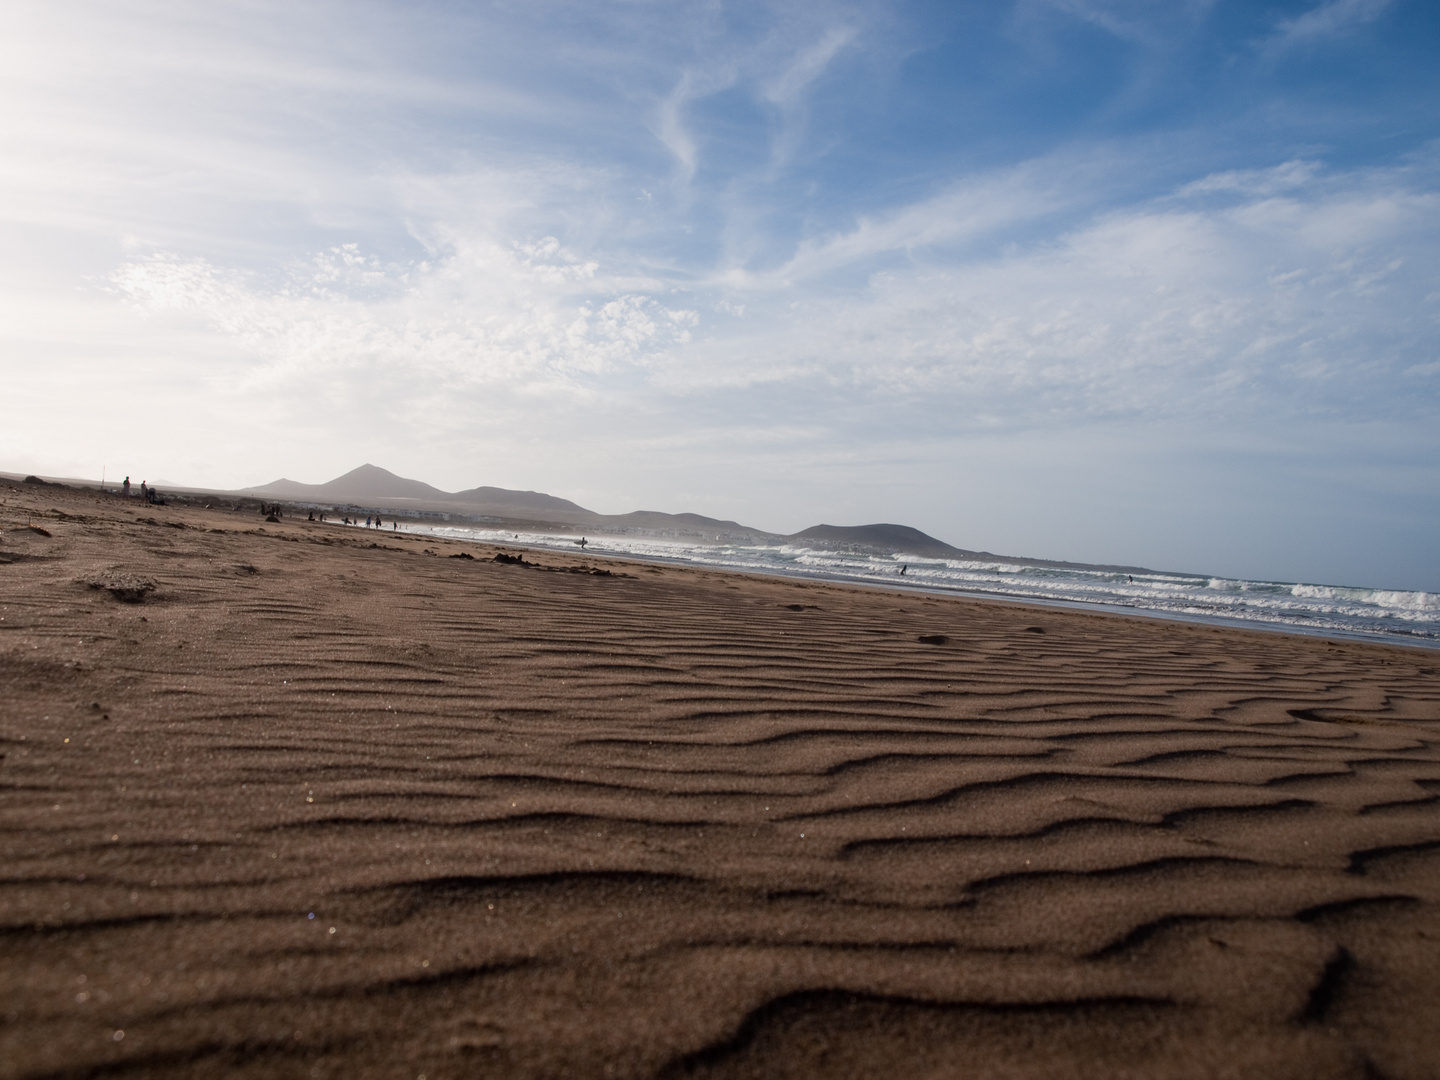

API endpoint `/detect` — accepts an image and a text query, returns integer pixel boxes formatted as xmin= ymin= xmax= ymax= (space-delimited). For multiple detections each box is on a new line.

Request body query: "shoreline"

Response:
xmin=10 ymin=470 xmax=1433 ymax=651
xmin=405 ymin=523 xmax=1440 ymax=653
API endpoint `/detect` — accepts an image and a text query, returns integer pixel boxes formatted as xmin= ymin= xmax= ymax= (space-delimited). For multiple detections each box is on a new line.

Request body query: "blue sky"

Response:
xmin=2 ymin=0 xmax=1437 ymax=588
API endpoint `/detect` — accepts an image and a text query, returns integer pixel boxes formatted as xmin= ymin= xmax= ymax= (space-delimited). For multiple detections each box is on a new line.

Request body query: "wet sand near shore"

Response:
xmin=2 ymin=481 xmax=1439 ymax=1080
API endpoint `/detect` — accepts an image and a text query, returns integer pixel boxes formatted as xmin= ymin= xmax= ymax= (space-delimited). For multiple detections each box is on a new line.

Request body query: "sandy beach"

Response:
xmin=2 ymin=480 xmax=1438 ymax=1080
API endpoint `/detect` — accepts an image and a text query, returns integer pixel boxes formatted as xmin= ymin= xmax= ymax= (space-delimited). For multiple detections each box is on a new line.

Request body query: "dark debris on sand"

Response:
xmin=83 ymin=571 xmax=158 ymax=603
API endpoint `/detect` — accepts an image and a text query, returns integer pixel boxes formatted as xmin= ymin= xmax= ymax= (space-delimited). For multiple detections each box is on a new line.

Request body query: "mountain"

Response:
xmin=242 ymin=465 xmax=744 ymax=534
xmin=225 ymin=464 xmax=1160 ymax=571
xmin=789 ymin=523 xmax=972 ymax=558
xmin=245 ymin=464 xmax=450 ymax=504
xmin=450 ymin=485 xmax=594 ymax=523
xmin=594 ymin=510 xmax=775 ymax=543
xmin=242 ymin=465 xmax=992 ymax=554
xmin=787 ymin=523 xmax=1157 ymax=572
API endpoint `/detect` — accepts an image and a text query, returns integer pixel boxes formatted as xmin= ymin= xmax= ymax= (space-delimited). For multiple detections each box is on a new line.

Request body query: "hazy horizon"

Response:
xmin=6 ymin=458 xmax=1425 ymax=594
xmin=3 ymin=2 xmax=1437 ymax=591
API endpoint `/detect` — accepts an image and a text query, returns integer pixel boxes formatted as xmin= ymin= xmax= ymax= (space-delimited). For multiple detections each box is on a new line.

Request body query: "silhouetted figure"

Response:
xmin=140 ymin=481 xmax=148 ymax=501
xmin=122 ymin=476 xmax=130 ymax=497
xmin=307 ymin=511 xmax=314 ymax=521
xmin=577 ymin=537 xmax=587 ymax=548
xmin=900 ymin=564 xmax=907 ymax=575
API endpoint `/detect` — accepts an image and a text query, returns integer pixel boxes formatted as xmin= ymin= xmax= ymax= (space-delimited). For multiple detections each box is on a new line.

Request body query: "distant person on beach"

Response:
xmin=577 ymin=537 xmax=587 ymax=548
xmin=140 ymin=481 xmax=148 ymax=501
xmin=900 ymin=564 xmax=907 ymax=575
xmin=375 ymin=515 xmax=382 ymax=528
xmin=122 ymin=476 xmax=130 ymax=497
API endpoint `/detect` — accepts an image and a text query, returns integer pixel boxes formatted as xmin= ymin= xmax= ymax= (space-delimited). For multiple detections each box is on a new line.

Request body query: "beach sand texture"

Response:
xmin=2 ymin=483 xmax=1439 ymax=1079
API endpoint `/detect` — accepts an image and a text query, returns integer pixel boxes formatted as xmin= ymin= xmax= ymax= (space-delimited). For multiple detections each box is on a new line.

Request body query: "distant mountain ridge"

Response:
xmin=244 ymin=464 xmax=1144 ymax=570
xmin=246 ymin=464 xmax=967 ymax=551
xmin=247 ymin=464 xmax=449 ymax=503
xmin=245 ymin=464 xmax=593 ymax=522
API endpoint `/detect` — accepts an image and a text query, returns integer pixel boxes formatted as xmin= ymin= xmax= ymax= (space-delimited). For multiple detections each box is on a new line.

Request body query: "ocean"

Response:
xmin=399 ymin=524 xmax=1440 ymax=649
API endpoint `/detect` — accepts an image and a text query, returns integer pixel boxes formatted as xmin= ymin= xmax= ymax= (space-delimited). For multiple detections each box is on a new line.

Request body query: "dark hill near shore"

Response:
xmin=791 ymin=523 xmax=971 ymax=558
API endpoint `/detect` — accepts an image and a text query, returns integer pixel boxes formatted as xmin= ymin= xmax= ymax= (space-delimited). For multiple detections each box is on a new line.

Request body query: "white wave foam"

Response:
xmin=398 ymin=522 xmax=1439 ymax=645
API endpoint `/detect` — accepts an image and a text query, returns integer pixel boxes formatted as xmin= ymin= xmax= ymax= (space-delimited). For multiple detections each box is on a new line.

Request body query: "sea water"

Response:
xmin=396 ymin=524 xmax=1440 ymax=649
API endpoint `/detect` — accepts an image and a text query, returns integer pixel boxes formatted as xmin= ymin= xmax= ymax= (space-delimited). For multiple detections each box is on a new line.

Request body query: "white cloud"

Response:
xmin=663 ymin=157 xmax=1438 ymax=439
xmin=655 ymin=72 xmax=704 ymax=182
xmin=1273 ymin=0 xmax=1392 ymax=45
xmin=762 ymin=25 xmax=856 ymax=106
xmin=650 ymin=16 xmax=862 ymax=185
xmin=1177 ymin=160 xmax=1321 ymax=198
xmin=749 ymin=159 xmax=1083 ymax=285
xmin=95 ymin=148 xmax=1438 ymax=445
xmin=1017 ymin=0 xmax=1217 ymax=46
xmin=109 ymin=239 xmax=698 ymax=397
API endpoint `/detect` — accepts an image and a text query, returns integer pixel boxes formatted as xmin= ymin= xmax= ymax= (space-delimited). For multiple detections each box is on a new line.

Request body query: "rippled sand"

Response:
xmin=2 ymin=482 xmax=1439 ymax=1079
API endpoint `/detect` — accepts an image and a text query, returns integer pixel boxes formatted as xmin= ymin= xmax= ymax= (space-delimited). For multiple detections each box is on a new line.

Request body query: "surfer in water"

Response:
xmin=576 ymin=537 xmax=588 ymax=548
xmin=900 ymin=564 xmax=907 ymax=575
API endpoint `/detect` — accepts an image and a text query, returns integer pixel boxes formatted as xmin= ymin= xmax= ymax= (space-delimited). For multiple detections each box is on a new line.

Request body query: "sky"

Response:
xmin=1 ymin=0 xmax=1437 ymax=589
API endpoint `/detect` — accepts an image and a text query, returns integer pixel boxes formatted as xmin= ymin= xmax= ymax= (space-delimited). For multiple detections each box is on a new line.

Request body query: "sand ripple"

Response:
xmin=2 ymin=486 xmax=1439 ymax=1078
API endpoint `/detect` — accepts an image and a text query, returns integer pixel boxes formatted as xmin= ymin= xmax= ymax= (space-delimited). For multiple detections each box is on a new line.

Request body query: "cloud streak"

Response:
xmin=1274 ymin=0 xmax=1393 ymax=45
xmin=106 ymin=148 xmax=1439 ymax=437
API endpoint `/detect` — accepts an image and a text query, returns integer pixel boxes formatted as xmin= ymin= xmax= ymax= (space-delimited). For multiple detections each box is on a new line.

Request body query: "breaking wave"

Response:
xmin=396 ymin=523 xmax=1440 ymax=647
